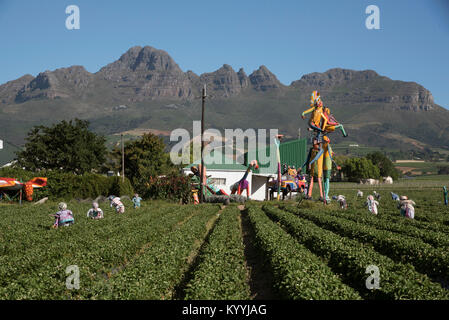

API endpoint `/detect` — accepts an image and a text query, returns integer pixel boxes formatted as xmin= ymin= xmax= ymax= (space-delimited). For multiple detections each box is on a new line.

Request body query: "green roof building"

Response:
xmin=183 ymin=138 xmax=308 ymax=201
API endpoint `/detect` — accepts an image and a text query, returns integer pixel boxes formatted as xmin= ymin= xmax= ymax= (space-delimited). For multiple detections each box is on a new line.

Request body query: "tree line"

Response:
xmin=13 ymin=119 xmax=179 ymax=197
xmin=13 ymin=119 xmax=406 ymax=191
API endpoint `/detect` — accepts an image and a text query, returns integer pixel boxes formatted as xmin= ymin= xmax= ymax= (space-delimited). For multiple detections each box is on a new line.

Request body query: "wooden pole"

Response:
xmin=200 ymin=84 xmax=206 ymax=203
xmin=121 ymin=134 xmax=125 ymax=183
xmin=19 ymin=188 xmax=22 ymax=206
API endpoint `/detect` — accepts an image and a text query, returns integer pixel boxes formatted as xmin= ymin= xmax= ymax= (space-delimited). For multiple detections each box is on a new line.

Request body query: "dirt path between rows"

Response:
xmin=238 ymin=205 xmax=279 ymax=300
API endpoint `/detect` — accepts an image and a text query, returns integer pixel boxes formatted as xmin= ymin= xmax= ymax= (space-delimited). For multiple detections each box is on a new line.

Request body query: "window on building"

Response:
xmin=210 ymin=178 xmax=226 ymax=185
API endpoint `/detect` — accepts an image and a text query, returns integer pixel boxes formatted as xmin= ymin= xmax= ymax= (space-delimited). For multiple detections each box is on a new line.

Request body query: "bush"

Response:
xmin=366 ymin=151 xmax=400 ymax=180
xmin=144 ymin=172 xmax=191 ymax=203
xmin=0 ymin=168 xmax=134 ymax=201
xmin=342 ymin=157 xmax=380 ymax=182
xmin=437 ymin=166 xmax=449 ymax=175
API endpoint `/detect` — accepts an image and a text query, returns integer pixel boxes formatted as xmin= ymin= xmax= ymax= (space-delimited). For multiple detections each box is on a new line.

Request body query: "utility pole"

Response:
xmin=121 ymin=134 xmax=125 ymax=183
xmin=200 ymin=84 xmax=206 ymax=203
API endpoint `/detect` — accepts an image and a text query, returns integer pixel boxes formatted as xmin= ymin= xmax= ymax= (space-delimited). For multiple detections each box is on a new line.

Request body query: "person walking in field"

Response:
xmin=398 ymin=196 xmax=415 ymax=219
xmin=50 ymin=202 xmax=74 ymax=228
xmin=87 ymin=202 xmax=104 ymax=219
xmin=109 ymin=195 xmax=125 ymax=213
xmin=132 ymin=194 xmax=142 ymax=209
xmin=366 ymin=195 xmax=379 ymax=215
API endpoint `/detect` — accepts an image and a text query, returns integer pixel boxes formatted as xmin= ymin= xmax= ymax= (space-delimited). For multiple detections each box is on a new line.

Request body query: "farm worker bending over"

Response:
xmin=398 ymin=196 xmax=415 ymax=219
xmin=87 ymin=202 xmax=104 ymax=219
xmin=51 ymin=202 xmax=74 ymax=228
xmin=366 ymin=195 xmax=379 ymax=215
xmin=109 ymin=195 xmax=125 ymax=213
xmin=391 ymin=192 xmax=400 ymax=201
xmin=444 ymin=186 xmax=448 ymax=206
xmin=373 ymin=191 xmax=381 ymax=201
xmin=132 ymin=194 xmax=142 ymax=209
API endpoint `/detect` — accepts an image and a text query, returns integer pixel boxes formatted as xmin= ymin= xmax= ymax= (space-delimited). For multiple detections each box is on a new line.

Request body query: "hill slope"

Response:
xmin=1 ymin=45 xmax=448 ymax=165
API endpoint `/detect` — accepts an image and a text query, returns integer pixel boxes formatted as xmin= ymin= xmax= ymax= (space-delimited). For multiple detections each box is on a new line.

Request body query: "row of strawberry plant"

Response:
xmin=0 ymin=199 xmax=147 ymax=256
xmin=183 ymin=206 xmax=251 ymax=299
xmin=0 ymin=205 xmax=158 ymax=291
xmin=288 ymin=206 xmax=449 ymax=282
xmin=0 ymin=203 xmax=178 ymax=282
xmin=262 ymin=205 xmax=449 ymax=299
xmin=0 ymin=203 xmax=205 ymax=299
xmin=85 ymin=205 xmax=220 ymax=299
xmin=347 ymin=201 xmax=449 ymax=235
xmin=281 ymin=204 xmax=449 ymax=248
xmin=247 ymin=205 xmax=362 ymax=300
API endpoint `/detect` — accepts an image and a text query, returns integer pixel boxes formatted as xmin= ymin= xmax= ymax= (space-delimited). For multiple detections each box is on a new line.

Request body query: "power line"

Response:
xmin=0 ymin=139 xmax=24 ymax=151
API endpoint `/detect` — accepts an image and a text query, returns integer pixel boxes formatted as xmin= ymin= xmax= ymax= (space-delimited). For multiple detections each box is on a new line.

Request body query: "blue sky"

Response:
xmin=0 ymin=0 xmax=448 ymax=108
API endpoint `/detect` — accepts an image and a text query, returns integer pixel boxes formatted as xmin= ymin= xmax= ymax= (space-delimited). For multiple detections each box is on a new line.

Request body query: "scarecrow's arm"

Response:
xmin=301 ymin=107 xmax=314 ymax=118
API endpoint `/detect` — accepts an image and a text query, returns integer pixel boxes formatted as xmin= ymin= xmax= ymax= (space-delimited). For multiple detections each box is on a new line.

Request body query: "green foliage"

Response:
xmin=184 ymin=206 xmax=251 ymax=299
xmin=105 ymin=133 xmax=174 ymax=195
xmin=89 ymin=205 xmax=219 ymax=299
xmin=1 ymin=178 xmax=448 ymax=300
xmin=248 ymin=206 xmax=361 ymax=300
xmin=437 ymin=165 xmax=449 ymax=175
xmin=0 ymin=167 xmax=134 ymax=200
xmin=145 ymin=172 xmax=191 ymax=203
xmin=366 ymin=151 xmax=400 ymax=180
xmin=15 ymin=119 xmax=107 ymax=173
xmin=342 ymin=157 xmax=380 ymax=182
xmin=285 ymin=206 xmax=449 ymax=282
xmin=0 ymin=202 xmax=214 ymax=299
xmin=263 ymin=205 xmax=449 ymax=299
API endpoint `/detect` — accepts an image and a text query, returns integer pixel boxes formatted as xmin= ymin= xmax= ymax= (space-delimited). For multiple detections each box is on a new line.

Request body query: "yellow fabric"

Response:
xmin=323 ymin=142 xmax=332 ymax=171
xmin=309 ymin=148 xmax=323 ymax=178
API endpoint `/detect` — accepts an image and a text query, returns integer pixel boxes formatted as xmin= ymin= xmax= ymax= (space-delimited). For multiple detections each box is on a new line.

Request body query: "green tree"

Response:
xmin=366 ymin=151 xmax=400 ymax=180
xmin=437 ymin=166 xmax=449 ymax=175
xmin=106 ymin=133 xmax=174 ymax=194
xmin=16 ymin=119 xmax=106 ymax=173
xmin=342 ymin=157 xmax=380 ymax=182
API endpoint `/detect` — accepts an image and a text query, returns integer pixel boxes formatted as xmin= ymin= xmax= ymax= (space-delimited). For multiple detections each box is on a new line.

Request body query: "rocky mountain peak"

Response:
xmin=199 ymin=64 xmax=244 ymax=97
xmin=13 ymin=66 xmax=92 ymax=103
xmin=98 ymin=45 xmax=183 ymax=81
xmin=292 ymin=68 xmax=435 ymax=111
xmin=0 ymin=74 xmax=35 ymax=104
xmin=249 ymin=65 xmax=282 ymax=91
xmin=237 ymin=68 xmax=249 ymax=88
xmin=292 ymin=68 xmax=380 ymax=89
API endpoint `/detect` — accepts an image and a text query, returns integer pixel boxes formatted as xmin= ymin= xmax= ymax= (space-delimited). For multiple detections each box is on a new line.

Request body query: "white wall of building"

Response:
xmin=183 ymin=169 xmax=270 ymax=201
xmin=251 ymin=175 xmax=270 ymax=201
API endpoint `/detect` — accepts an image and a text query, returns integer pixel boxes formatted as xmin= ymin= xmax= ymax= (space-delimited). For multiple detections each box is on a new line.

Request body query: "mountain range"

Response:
xmin=1 ymin=45 xmax=448 ymax=165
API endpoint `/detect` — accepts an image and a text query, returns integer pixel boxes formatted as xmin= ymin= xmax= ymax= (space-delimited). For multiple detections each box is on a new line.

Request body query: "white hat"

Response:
xmin=58 ymin=202 xmax=67 ymax=210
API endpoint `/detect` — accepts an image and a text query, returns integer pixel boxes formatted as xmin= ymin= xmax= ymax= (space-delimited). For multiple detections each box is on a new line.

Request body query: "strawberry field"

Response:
xmin=0 ymin=186 xmax=448 ymax=300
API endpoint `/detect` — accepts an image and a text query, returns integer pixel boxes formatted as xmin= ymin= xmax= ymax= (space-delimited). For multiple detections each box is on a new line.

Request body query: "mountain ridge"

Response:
xmin=0 ymin=45 xmax=448 ymax=167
